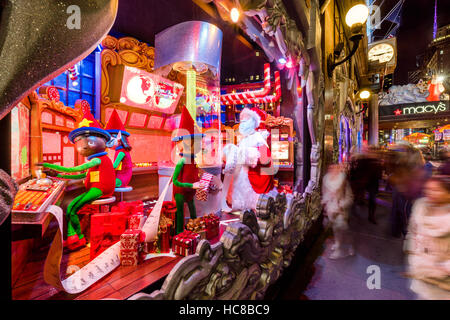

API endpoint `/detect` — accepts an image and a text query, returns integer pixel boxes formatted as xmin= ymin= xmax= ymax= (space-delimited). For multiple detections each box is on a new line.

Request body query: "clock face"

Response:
xmin=368 ymin=43 xmax=394 ymax=63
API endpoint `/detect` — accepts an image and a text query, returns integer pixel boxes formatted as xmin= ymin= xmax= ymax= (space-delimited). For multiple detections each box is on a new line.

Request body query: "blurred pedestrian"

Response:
xmin=322 ymin=164 xmax=354 ymax=259
xmin=349 ymin=147 xmax=382 ymax=224
xmin=389 ymin=143 xmax=427 ymax=237
xmin=438 ymin=148 xmax=450 ymax=175
xmin=404 ymin=176 xmax=450 ymax=300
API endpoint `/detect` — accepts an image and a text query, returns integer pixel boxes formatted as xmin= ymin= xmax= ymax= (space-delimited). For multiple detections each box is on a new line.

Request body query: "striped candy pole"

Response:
xmin=220 ymin=63 xmax=271 ymax=105
xmin=226 ymin=71 xmax=281 ymax=105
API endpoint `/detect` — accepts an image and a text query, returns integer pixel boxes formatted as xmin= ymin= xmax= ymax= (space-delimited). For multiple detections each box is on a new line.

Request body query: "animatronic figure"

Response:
xmin=105 ymin=109 xmax=132 ymax=187
xmin=40 ymin=106 xmax=115 ymax=251
xmin=172 ymin=106 xmax=203 ymax=234
xmin=223 ymin=107 xmax=276 ymax=212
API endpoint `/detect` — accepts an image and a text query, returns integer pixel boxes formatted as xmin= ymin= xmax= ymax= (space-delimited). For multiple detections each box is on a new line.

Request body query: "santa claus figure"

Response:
xmin=223 ymin=107 xmax=276 ymax=212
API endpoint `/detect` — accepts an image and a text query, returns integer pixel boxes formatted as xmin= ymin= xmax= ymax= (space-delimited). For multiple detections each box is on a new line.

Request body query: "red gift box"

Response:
xmin=128 ymin=213 xmax=146 ymax=230
xmin=162 ymin=201 xmax=177 ymax=222
xmin=195 ymin=173 xmax=214 ymax=201
xmin=90 ymin=211 xmax=128 ymax=260
xmin=120 ymin=229 xmax=146 ymax=266
xmin=111 ymin=200 xmax=144 ymax=215
xmin=142 ymin=215 xmax=173 ymax=254
xmin=172 ymin=230 xmax=200 ymax=256
xmin=202 ymin=213 xmax=220 ymax=239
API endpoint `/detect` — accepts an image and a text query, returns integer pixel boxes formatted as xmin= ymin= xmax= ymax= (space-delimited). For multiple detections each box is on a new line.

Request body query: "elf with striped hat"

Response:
xmin=39 ymin=101 xmax=115 ymax=251
xmin=105 ymin=109 xmax=133 ymax=188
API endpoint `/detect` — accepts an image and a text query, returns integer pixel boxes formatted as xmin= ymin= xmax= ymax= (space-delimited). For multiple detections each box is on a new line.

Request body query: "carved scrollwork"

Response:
xmin=128 ymin=191 xmax=317 ymax=301
xmin=100 ymin=36 xmax=155 ymax=106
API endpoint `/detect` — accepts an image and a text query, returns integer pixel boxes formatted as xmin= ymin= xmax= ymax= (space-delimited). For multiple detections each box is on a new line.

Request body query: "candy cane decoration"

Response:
xmin=224 ymin=71 xmax=281 ymax=105
xmin=220 ymin=63 xmax=271 ymax=104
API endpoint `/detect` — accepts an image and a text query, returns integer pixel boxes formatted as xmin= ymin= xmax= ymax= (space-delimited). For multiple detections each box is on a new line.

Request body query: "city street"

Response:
xmin=303 ymin=192 xmax=416 ymax=300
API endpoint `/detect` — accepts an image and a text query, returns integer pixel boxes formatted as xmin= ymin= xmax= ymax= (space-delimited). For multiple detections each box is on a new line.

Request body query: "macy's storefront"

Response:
xmin=378 ymin=100 xmax=450 ymax=154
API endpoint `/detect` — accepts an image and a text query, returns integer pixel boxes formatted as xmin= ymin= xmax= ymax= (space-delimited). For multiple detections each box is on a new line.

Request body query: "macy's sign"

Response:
xmin=402 ymin=102 xmax=447 ymax=115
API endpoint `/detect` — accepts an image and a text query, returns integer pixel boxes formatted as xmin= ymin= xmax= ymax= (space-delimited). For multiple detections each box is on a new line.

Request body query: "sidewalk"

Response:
xmin=302 ymin=191 xmax=416 ymax=300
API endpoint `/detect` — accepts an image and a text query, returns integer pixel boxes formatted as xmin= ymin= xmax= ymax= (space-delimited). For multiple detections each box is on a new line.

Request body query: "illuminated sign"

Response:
xmin=379 ymin=101 xmax=450 ymax=121
xmin=110 ymin=65 xmax=184 ymax=114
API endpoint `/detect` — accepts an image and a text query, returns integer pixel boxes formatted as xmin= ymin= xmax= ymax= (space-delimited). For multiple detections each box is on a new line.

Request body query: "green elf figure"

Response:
xmin=39 ymin=102 xmax=115 ymax=251
xmin=172 ymin=106 xmax=204 ymax=234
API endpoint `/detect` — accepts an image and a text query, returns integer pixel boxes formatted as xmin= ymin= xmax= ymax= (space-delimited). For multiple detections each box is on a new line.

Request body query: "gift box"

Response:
xmin=277 ymin=184 xmax=293 ymax=194
xmin=90 ymin=211 xmax=128 ymax=260
xmin=172 ymin=230 xmax=200 ymax=256
xmin=120 ymin=229 xmax=146 ymax=266
xmin=128 ymin=213 xmax=146 ymax=230
xmin=162 ymin=201 xmax=177 ymax=221
xmin=111 ymin=200 xmax=144 ymax=215
xmin=142 ymin=214 xmax=173 ymax=254
xmin=202 ymin=213 xmax=220 ymax=240
xmin=195 ymin=173 xmax=214 ymax=201
xmin=185 ymin=218 xmax=206 ymax=240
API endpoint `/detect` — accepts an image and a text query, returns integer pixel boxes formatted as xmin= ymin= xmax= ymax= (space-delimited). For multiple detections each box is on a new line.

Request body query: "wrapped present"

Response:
xmin=219 ymin=218 xmax=240 ymax=237
xmin=162 ymin=201 xmax=177 ymax=221
xmin=172 ymin=230 xmax=200 ymax=256
xmin=120 ymin=229 xmax=146 ymax=266
xmin=90 ymin=211 xmax=128 ymax=260
xmin=158 ymin=214 xmax=173 ymax=253
xmin=195 ymin=173 xmax=214 ymax=201
xmin=277 ymin=184 xmax=293 ymax=194
xmin=111 ymin=200 xmax=144 ymax=215
xmin=202 ymin=213 xmax=220 ymax=240
xmin=185 ymin=218 xmax=206 ymax=240
xmin=128 ymin=213 xmax=146 ymax=230
xmin=143 ymin=214 xmax=173 ymax=254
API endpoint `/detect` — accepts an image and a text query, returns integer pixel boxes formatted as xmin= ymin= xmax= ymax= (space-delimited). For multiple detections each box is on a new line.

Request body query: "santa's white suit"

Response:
xmin=222 ymin=108 xmax=277 ymax=212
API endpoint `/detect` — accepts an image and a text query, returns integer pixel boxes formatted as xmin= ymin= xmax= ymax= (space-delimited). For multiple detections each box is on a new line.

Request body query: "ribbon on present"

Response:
xmin=172 ymin=230 xmax=199 ymax=256
xmin=195 ymin=172 xmax=214 ymax=201
xmin=185 ymin=217 xmax=206 ymax=233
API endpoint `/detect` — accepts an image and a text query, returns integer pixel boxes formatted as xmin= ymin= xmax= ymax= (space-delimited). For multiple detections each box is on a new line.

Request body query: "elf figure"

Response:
xmin=40 ymin=104 xmax=115 ymax=251
xmin=104 ymin=109 xmax=133 ymax=187
xmin=172 ymin=106 xmax=203 ymax=234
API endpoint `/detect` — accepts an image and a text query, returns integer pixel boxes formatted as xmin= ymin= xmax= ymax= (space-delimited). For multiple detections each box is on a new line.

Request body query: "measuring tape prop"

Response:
xmin=43 ymin=176 xmax=173 ymax=294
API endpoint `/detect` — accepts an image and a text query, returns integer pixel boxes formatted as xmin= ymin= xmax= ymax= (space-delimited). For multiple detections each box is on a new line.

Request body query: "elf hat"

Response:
xmin=104 ymin=109 xmax=130 ymax=136
xmin=172 ymin=106 xmax=205 ymax=142
xmin=69 ymin=100 xmax=111 ymax=143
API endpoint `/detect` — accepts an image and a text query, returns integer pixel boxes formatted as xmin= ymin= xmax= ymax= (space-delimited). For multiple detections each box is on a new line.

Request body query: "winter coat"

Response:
xmin=321 ymin=172 xmax=354 ymax=222
xmin=405 ymin=197 xmax=450 ymax=297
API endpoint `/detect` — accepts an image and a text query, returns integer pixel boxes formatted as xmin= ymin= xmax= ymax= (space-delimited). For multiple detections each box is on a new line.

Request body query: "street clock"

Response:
xmin=368 ymin=43 xmax=394 ymax=63
xmin=367 ymin=37 xmax=397 ymax=75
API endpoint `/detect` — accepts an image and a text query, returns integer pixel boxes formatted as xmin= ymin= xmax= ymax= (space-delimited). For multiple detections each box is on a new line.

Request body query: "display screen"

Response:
xmin=271 ymin=141 xmax=289 ymax=161
xmin=119 ymin=66 xmax=184 ymax=114
xmin=11 ymin=102 xmax=30 ymax=181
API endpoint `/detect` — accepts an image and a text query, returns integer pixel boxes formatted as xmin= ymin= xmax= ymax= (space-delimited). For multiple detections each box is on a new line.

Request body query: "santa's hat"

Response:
xmin=172 ymin=106 xmax=205 ymax=142
xmin=69 ymin=100 xmax=111 ymax=143
xmin=240 ymin=107 xmax=261 ymax=128
xmin=251 ymin=106 xmax=267 ymax=130
xmin=105 ymin=109 xmax=130 ymax=136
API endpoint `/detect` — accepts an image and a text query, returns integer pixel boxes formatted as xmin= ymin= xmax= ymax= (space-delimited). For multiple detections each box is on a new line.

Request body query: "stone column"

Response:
xmin=368 ymin=94 xmax=379 ymax=146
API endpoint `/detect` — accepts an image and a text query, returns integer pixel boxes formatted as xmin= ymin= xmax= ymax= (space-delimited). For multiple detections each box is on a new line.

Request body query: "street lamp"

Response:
xmin=359 ymin=89 xmax=371 ymax=100
xmin=327 ymin=4 xmax=369 ymax=77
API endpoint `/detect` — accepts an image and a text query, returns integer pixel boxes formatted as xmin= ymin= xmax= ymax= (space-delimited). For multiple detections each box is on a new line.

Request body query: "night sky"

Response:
xmin=393 ymin=0 xmax=450 ymax=84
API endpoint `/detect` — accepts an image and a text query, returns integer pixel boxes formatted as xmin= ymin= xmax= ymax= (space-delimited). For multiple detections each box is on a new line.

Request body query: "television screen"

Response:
xmin=11 ymin=102 xmax=30 ymax=181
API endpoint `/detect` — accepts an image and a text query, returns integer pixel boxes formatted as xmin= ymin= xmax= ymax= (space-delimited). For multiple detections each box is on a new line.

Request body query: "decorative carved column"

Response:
xmin=368 ymin=93 xmax=379 ymax=146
